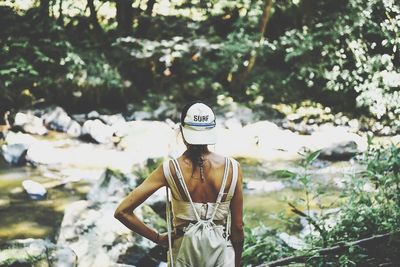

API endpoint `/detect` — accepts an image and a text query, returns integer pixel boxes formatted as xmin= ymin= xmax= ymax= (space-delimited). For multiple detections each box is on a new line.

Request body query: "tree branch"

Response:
xmin=230 ymin=0 xmax=273 ymax=96
xmin=257 ymin=232 xmax=399 ymax=267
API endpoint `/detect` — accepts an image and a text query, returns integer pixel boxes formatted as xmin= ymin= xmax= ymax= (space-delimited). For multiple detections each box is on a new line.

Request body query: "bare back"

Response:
xmin=169 ymin=152 xmax=234 ymax=203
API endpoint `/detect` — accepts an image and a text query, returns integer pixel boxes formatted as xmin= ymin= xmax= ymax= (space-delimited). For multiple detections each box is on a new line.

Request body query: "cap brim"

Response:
xmin=181 ymin=126 xmax=217 ymax=145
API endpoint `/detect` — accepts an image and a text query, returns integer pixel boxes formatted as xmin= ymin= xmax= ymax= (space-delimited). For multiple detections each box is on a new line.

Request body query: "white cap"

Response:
xmin=181 ymin=103 xmax=217 ymax=145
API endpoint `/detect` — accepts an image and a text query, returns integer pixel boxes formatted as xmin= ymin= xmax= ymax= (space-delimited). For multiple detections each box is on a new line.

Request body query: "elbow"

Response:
xmin=114 ymin=206 xmax=126 ymax=220
xmin=114 ymin=209 xmax=122 ymax=220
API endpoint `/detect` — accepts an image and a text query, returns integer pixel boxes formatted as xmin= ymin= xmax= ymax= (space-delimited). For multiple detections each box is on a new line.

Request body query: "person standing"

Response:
xmin=114 ymin=101 xmax=244 ymax=266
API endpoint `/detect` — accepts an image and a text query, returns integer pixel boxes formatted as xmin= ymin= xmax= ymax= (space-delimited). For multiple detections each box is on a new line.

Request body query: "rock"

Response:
xmin=132 ymin=111 xmax=152 ymax=121
xmin=71 ymin=113 xmax=87 ymax=124
xmin=225 ymin=104 xmax=254 ymax=125
xmin=67 ymin=122 xmax=82 ymax=137
xmin=0 ymin=238 xmax=77 ymax=267
xmin=48 ymin=245 xmax=79 ymax=267
xmin=299 ymin=208 xmax=340 ymax=238
xmin=13 ymin=112 xmax=48 ymax=135
xmin=306 ymin=126 xmax=367 ymax=156
xmin=58 ymin=200 xmax=133 ymax=267
xmin=99 ymin=113 xmax=126 ymax=127
xmin=278 ymin=232 xmax=307 ymax=250
xmin=245 ymin=180 xmax=285 ymax=193
xmin=87 ymin=168 xmax=136 ymax=203
xmin=42 ymin=106 xmax=81 ymax=137
xmin=1 ymin=131 xmax=37 ymax=165
xmin=57 ymin=159 xmax=167 ymax=267
xmin=22 ymin=179 xmax=47 ymax=200
xmin=57 ymin=200 xmax=136 ymax=267
xmin=82 ymin=119 xmax=115 ymax=144
xmin=25 ymin=140 xmax=135 ymax=172
xmin=1 ymin=143 xmax=28 ymax=165
xmin=223 ymin=118 xmax=242 ymax=130
xmin=118 ymin=121 xmax=176 ymax=160
xmin=87 ymin=110 xmax=100 ymax=119
xmin=280 ymin=120 xmax=317 ymax=135
xmin=348 ymin=119 xmax=360 ymax=132
xmin=320 ymin=140 xmax=359 ymax=161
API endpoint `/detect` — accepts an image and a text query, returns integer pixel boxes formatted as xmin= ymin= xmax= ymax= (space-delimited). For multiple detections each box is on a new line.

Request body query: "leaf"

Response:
xmin=272 ymin=169 xmax=297 ymax=179
xmin=305 ymin=150 xmax=321 ymax=165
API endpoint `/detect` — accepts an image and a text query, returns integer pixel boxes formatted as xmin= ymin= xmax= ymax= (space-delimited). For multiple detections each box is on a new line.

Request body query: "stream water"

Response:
xmin=0 ymin=130 xmax=358 ymax=241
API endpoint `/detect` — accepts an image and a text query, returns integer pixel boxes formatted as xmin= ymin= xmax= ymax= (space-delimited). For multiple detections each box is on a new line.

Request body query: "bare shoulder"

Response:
xmin=208 ymin=152 xmax=226 ymax=167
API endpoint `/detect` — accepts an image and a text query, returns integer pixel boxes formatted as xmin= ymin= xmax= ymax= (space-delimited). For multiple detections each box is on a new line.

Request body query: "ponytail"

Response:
xmin=185 ymin=144 xmax=208 ymax=181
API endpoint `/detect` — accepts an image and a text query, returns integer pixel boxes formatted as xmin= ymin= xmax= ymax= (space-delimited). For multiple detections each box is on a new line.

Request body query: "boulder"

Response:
xmin=58 ymin=167 xmax=165 ymax=267
xmin=305 ymin=125 xmax=367 ymax=160
xmin=42 ymin=107 xmax=81 ymax=137
xmin=131 ymin=111 xmax=152 ymax=121
xmin=22 ymin=179 xmax=47 ymax=200
xmin=13 ymin=112 xmax=48 ymax=135
xmin=71 ymin=113 xmax=87 ymax=124
xmin=87 ymin=168 xmax=136 ymax=203
xmin=58 ymin=200 xmax=136 ymax=267
xmin=99 ymin=113 xmax=126 ymax=127
xmin=0 ymin=238 xmax=77 ymax=267
xmin=1 ymin=143 xmax=28 ymax=165
xmin=1 ymin=131 xmax=37 ymax=165
xmin=320 ymin=140 xmax=359 ymax=161
xmin=215 ymin=120 xmax=304 ymax=159
xmin=118 ymin=121 xmax=176 ymax=160
xmin=25 ymin=140 xmax=134 ymax=172
xmin=87 ymin=110 xmax=100 ymax=119
xmin=82 ymin=119 xmax=114 ymax=144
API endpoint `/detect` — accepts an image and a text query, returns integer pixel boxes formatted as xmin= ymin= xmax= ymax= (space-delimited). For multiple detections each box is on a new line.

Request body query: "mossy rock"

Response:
xmin=0 ymin=239 xmax=76 ymax=267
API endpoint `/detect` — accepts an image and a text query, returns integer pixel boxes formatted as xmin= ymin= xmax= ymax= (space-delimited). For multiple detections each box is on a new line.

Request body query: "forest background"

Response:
xmin=0 ymin=0 xmax=399 ymax=128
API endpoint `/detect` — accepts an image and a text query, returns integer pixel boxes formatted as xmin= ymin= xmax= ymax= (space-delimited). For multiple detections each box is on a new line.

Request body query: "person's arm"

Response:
xmin=230 ymin=163 xmax=244 ymax=267
xmin=114 ymin=164 xmax=167 ymax=244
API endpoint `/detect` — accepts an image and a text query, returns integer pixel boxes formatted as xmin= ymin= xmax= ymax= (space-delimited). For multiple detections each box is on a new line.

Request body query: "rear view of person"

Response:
xmin=114 ymin=101 xmax=244 ymax=267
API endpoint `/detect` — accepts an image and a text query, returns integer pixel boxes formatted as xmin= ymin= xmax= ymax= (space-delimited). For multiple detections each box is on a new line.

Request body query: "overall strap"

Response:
xmin=165 ymin=186 xmax=174 ymax=267
xmin=225 ymin=158 xmax=238 ymax=239
xmin=210 ymin=157 xmax=230 ymax=221
xmin=163 ymin=160 xmax=184 ymax=200
xmin=171 ymin=157 xmax=230 ymax=222
xmin=163 ymin=160 xmax=175 ymax=266
xmin=226 ymin=158 xmax=239 ymax=200
xmin=171 ymin=158 xmax=201 ymax=221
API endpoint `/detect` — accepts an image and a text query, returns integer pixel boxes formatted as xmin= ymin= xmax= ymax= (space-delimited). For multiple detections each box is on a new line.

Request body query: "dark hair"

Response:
xmin=181 ymin=101 xmax=210 ymax=181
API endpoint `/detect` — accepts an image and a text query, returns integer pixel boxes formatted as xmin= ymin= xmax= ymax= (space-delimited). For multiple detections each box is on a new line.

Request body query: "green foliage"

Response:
xmin=133 ymin=157 xmax=164 ymax=185
xmin=271 ymin=0 xmax=400 ymax=119
xmin=242 ymin=225 xmax=295 ymax=266
xmin=1 ymin=0 xmax=399 ymax=123
xmin=306 ymin=143 xmax=400 ymax=266
xmin=328 ymin=142 xmax=400 ymax=241
xmin=0 ymin=6 xmax=126 ymax=112
xmin=245 ymin=142 xmax=400 ymax=266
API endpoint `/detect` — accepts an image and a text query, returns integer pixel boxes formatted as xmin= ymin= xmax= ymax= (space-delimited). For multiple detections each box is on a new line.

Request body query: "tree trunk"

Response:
xmin=136 ymin=0 xmax=156 ymax=37
xmin=87 ymin=0 xmax=103 ymax=33
xmin=229 ymin=0 xmax=273 ymax=98
xmin=116 ymin=0 xmax=133 ymax=36
xmin=57 ymin=0 xmax=64 ymax=24
xmin=39 ymin=0 xmax=50 ymax=18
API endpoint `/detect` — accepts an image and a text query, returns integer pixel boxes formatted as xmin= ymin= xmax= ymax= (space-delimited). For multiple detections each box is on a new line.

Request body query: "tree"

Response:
xmin=116 ymin=0 xmax=133 ymax=36
xmin=87 ymin=0 xmax=103 ymax=33
xmin=229 ymin=0 xmax=274 ymax=99
xmin=136 ymin=0 xmax=156 ymax=37
xmin=39 ymin=0 xmax=50 ymax=18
